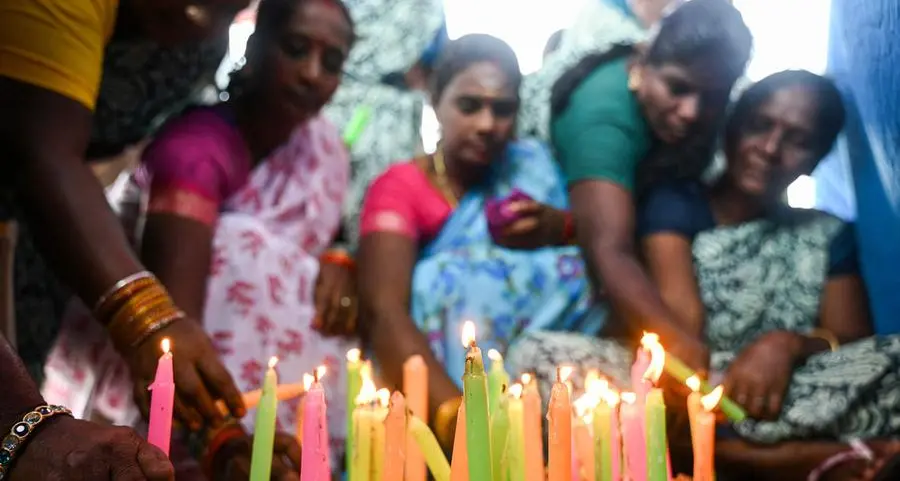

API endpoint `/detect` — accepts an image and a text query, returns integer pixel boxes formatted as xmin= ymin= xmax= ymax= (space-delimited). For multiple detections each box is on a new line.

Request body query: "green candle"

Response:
xmin=645 ymin=388 xmax=668 ymax=481
xmin=249 ymin=357 xmax=279 ymax=481
xmin=346 ymin=349 xmax=363 ymax=479
xmin=487 ymin=349 xmax=510 ymax=417
xmin=462 ymin=322 xmax=493 ymax=481
xmin=490 ymin=388 xmax=510 ymax=481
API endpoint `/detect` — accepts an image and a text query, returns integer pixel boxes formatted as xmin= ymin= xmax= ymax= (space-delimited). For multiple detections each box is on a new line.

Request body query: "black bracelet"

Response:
xmin=0 ymin=405 xmax=72 ymax=480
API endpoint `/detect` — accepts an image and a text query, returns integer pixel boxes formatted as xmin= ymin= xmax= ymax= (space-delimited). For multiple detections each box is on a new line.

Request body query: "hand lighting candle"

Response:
xmin=521 ymin=374 xmax=544 ymax=481
xmin=147 ymin=338 xmax=175 ymax=456
xmin=250 ymin=357 xmax=279 ymax=481
xmin=300 ymin=366 xmax=330 ymax=481
xmin=461 ymin=321 xmax=493 ymax=481
xmin=548 ymin=367 xmax=573 ymax=481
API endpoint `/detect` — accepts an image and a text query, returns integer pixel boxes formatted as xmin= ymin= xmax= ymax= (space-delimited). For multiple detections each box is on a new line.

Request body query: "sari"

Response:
xmin=404 ymin=140 xmax=601 ymax=385
xmin=42 ymin=106 xmax=356 ymax=471
xmin=508 ymin=207 xmax=900 ymax=443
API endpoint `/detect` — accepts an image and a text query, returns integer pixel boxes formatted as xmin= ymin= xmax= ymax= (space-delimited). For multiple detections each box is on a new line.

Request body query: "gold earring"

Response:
xmin=628 ymin=69 xmax=642 ymax=91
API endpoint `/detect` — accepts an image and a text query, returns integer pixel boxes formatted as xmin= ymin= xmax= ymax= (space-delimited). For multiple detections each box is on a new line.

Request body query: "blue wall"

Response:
xmin=827 ymin=0 xmax=900 ymax=333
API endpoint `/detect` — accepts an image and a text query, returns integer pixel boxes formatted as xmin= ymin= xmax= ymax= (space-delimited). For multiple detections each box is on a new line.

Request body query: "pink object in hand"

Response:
xmin=485 ymin=189 xmax=533 ymax=241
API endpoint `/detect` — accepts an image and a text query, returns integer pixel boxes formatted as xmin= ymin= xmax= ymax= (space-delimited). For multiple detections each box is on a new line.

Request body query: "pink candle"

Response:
xmin=631 ymin=343 xmax=652 ymax=401
xmin=147 ymin=338 xmax=175 ymax=456
xmin=300 ymin=367 xmax=330 ymax=481
xmin=619 ymin=392 xmax=646 ymax=481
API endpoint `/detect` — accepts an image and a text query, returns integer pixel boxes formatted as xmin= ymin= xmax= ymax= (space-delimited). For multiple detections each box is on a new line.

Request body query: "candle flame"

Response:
xmin=303 ymin=373 xmax=315 ymax=391
xmin=573 ymin=393 xmax=599 ymax=418
xmin=461 ymin=321 xmax=476 ymax=348
xmin=582 ymin=412 xmax=594 ymax=425
xmin=701 ymin=385 xmax=725 ymax=412
xmin=346 ymin=348 xmax=361 ymax=363
xmin=586 ymin=377 xmax=608 ymax=397
xmin=686 ymin=375 xmax=701 ymax=393
xmin=376 ymin=388 xmax=390 ymax=408
xmin=360 ymin=361 xmax=373 ymax=382
xmin=585 ymin=369 xmax=600 ymax=388
xmin=161 ymin=338 xmax=171 ymax=354
xmin=521 ymin=373 xmax=533 ymax=385
xmin=603 ymin=389 xmax=621 ymax=407
xmin=268 ymin=356 xmax=279 ymax=369
xmin=621 ymin=392 xmax=637 ymax=405
xmin=356 ymin=376 xmax=377 ymax=405
xmin=509 ymin=383 xmax=523 ymax=399
xmin=315 ymin=365 xmax=327 ymax=382
xmin=640 ymin=333 xmax=665 ymax=383
xmin=558 ymin=365 xmax=574 ymax=383
xmin=487 ymin=349 xmax=503 ymax=362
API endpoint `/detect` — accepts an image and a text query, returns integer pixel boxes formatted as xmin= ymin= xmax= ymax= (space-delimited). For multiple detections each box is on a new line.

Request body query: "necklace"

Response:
xmin=431 ymin=149 xmax=460 ymax=208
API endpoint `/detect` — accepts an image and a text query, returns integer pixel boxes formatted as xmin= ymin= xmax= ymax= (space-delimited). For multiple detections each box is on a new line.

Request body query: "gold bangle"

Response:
xmin=93 ymin=272 xmax=157 ymax=320
xmin=433 ymin=396 xmax=462 ymax=450
xmin=807 ymin=328 xmax=839 ymax=352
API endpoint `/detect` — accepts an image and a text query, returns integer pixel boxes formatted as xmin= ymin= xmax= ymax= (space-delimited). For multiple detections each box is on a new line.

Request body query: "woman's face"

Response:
xmin=435 ymin=62 xmax=518 ymax=166
xmin=133 ymin=0 xmax=251 ymax=45
xmin=634 ymin=62 xmax=733 ymax=144
xmin=250 ymin=0 xmax=352 ymax=126
xmin=727 ymin=85 xmax=822 ymax=198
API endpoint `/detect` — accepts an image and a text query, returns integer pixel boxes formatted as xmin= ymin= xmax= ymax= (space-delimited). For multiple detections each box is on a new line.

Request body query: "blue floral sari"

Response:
xmin=409 ymin=139 xmax=601 ymax=386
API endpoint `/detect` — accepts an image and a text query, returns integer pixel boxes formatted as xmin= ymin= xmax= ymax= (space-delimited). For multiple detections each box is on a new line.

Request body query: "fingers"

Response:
xmin=175 ymin=364 xmax=221 ymax=428
xmin=173 ymin=396 xmax=203 ymax=431
xmin=107 ymin=427 xmax=168 ymax=481
xmin=503 ymin=217 xmax=540 ymax=237
xmin=198 ymin=352 xmax=246 ymax=420
xmin=765 ymin=391 xmax=783 ymax=421
xmin=508 ymin=200 xmax=541 ymax=215
xmin=274 ymin=432 xmax=302 ymax=470
xmin=135 ymin=442 xmax=175 ymax=481
xmin=132 ymin=379 xmax=151 ymax=420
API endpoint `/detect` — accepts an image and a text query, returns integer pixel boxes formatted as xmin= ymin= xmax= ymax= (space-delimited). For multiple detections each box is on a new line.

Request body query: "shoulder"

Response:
xmin=637 ymin=181 xmax=712 ymax=239
xmin=557 ymin=57 xmax=637 ymax=124
xmin=370 ymin=161 xmax=428 ymax=191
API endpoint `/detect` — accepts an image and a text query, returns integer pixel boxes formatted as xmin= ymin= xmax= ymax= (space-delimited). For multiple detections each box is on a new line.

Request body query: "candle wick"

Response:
xmin=556 ymin=366 xmax=561 ymax=382
xmin=314 ymin=370 xmax=319 ymax=383
xmin=501 ymin=384 xmax=507 ymax=394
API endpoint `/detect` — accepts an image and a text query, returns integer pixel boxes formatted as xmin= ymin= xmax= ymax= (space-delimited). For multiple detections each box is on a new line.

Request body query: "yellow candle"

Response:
xmin=507 ymin=384 xmax=526 ymax=481
xmin=547 ymin=367 xmax=572 ymax=481
xmin=404 ymin=355 xmax=428 ymax=481
xmin=382 ymin=391 xmax=407 ymax=481
xmin=353 ymin=375 xmax=377 ymax=481
xmin=450 ymin=403 xmax=469 ymax=481
xmin=408 ymin=414 xmax=451 ymax=481
xmin=372 ymin=389 xmax=390 ymax=481
xmin=521 ymin=374 xmax=544 ymax=481
xmin=347 ymin=349 xmax=364 ymax=479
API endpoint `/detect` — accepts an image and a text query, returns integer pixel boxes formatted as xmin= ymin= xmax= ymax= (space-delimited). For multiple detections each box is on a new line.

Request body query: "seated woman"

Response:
xmin=43 ymin=0 xmax=357 ymax=478
xmin=357 ymin=34 xmax=596 ymax=446
xmin=510 ymin=70 xmax=900 ymax=480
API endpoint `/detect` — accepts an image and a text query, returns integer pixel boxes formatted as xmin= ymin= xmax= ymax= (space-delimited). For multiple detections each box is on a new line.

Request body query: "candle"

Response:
xmin=487 ymin=349 xmax=510 ymax=416
xmin=383 ymin=392 xmax=408 ymax=481
xmin=300 ymin=366 xmax=330 ymax=481
xmin=640 ymin=334 xmax=746 ymax=422
xmin=353 ymin=374 xmax=377 ymax=481
xmin=642 ymin=335 xmax=668 ymax=481
xmin=585 ymin=369 xmax=600 ymax=393
xmin=408 ymin=413 xmax=451 ymax=481
xmin=372 ymin=389 xmax=390 ymax=481
xmin=404 ymin=355 xmax=428 ymax=481
xmin=490 ymin=387 xmax=510 ymax=481
xmin=619 ymin=392 xmax=645 ymax=481
xmin=507 ymin=384 xmax=526 ymax=481
xmin=296 ymin=373 xmax=315 ymax=446
xmin=572 ymin=394 xmax=595 ymax=481
xmin=631 ymin=342 xmax=652 ymax=401
xmin=147 ymin=338 xmax=175 ymax=456
xmin=589 ymin=380 xmax=621 ymax=481
xmin=559 ymin=365 xmax=575 ymax=397
xmin=450 ymin=402 xmax=469 ymax=481
xmin=347 ymin=348 xmax=364 ymax=479
xmin=548 ymin=367 xmax=573 ymax=481
xmin=689 ymin=380 xmax=723 ymax=481
xmin=250 ymin=356 xmax=279 ymax=481
xmin=521 ymin=374 xmax=544 ymax=481
xmin=461 ymin=321 xmax=493 ymax=481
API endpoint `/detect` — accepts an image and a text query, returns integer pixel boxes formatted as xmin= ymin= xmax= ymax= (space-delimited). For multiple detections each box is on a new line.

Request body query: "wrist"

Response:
xmin=561 ymin=211 xmax=575 ymax=245
xmin=321 ymin=248 xmax=355 ymax=271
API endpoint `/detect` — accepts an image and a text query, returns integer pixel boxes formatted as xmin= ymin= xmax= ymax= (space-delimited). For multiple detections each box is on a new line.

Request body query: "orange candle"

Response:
xmin=383 ymin=392 xmax=408 ymax=481
xmin=450 ymin=403 xmax=469 ymax=481
xmin=521 ymin=374 xmax=544 ymax=481
xmin=689 ymin=382 xmax=724 ymax=481
xmin=404 ymin=355 xmax=428 ymax=481
xmin=547 ymin=367 xmax=572 ymax=481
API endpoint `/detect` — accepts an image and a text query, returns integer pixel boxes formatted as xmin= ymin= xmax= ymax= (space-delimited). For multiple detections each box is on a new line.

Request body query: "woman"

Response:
xmin=550 ymin=0 xmax=753 ymax=370
xmin=357 ymin=34 xmax=596 ymax=447
xmin=43 ymin=0 xmax=357 ymax=477
xmin=511 ymin=71 xmax=900 ymax=480
xmin=0 ymin=0 xmax=248 ymax=479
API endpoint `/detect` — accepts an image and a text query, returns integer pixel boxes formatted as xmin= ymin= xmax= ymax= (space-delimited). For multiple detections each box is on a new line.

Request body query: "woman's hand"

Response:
xmin=125 ymin=319 xmax=245 ymax=430
xmin=313 ymin=255 xmax=358 ymax=337
xmin=724 ymin=330 xmax=801 ymax=420
xmin=212 ymin=432 xmax=301 ymax=481
xmin=493 ymin=200 xmax=568 ymax=250
xmin=8 ymin=416 xmax=174 ymax=481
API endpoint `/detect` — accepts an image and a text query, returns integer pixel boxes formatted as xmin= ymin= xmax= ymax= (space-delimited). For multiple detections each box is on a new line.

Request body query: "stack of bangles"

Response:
xmin=93 ymin=271 xmax=185 ymax=351
xmin=198 ymin=419 xmax=246 ymax=478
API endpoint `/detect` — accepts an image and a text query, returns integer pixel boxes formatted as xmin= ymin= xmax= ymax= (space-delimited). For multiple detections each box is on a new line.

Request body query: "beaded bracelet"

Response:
xmin=0 ymin=405 xmax=72 ymax=480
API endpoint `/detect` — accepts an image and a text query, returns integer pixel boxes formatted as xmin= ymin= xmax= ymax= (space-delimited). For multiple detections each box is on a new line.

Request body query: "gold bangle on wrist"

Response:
xmin=100 ymin=274 xmax=186 ymax=351
xmin=807 ymin=328 xmax=839 ymax=352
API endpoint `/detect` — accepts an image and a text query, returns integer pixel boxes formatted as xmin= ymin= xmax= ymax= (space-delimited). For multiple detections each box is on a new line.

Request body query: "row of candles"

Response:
xmin=144 ymin=322 xmax=748 ymax=480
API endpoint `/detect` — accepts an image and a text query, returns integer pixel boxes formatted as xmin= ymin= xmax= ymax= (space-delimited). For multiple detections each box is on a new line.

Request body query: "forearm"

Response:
xmin=367 ymin=309 xmax=461 ymax=420
xmin=0 ymin=335 xmax=45 ymax=431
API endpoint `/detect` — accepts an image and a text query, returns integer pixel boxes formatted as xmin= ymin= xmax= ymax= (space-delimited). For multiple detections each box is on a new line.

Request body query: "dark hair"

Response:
xmin=551 ymin=0 xmax=752 ymax=116
xmin=725 ymin=70 xmax=846 ymax=162
xmin=430 ymin=34 xmax=522 ymax=103
xmin=255 ymin=0 xmax=355 ymax=43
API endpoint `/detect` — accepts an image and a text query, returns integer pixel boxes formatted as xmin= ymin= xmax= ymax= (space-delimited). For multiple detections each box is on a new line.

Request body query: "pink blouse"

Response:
xmin=359 ymin=162 xmax=453 ymax=242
